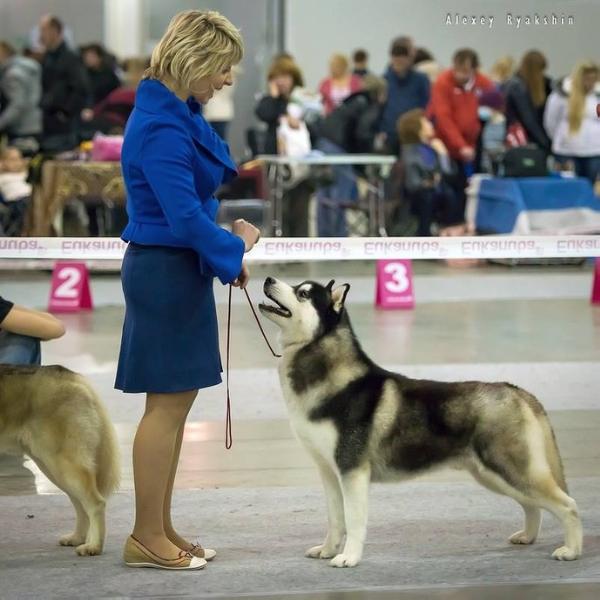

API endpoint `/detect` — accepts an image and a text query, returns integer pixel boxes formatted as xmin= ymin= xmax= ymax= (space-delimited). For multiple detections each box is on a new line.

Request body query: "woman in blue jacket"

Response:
xmin=115 ymin=11 xmax=260 ymax=571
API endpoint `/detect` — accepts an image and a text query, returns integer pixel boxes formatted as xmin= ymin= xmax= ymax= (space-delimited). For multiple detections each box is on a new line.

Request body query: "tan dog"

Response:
xmin=0 ymin=364 xmax=120 ymax=556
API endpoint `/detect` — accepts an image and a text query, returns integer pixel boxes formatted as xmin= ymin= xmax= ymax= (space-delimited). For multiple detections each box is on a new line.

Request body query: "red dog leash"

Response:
xmin=225 ymin=286 xmax=281 ymax=449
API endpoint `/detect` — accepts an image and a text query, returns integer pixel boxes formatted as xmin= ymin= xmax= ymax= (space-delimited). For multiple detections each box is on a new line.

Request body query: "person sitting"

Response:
xmin=397 ymin=108 xmax=464 ymax=236
xmin=80 ymin=43 xmax=120 ymax=105
xmin=0 ymin=146 xmax=32 ymax=236
xmin=0 ymin=295 xmax=65 ymax=366
xmin=91 ymin=57 xmax=148 ymax=134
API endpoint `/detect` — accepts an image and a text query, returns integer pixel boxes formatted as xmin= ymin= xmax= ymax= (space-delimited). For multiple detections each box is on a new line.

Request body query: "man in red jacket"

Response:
xmin=428 ymin=48 xmax=495 ymax=167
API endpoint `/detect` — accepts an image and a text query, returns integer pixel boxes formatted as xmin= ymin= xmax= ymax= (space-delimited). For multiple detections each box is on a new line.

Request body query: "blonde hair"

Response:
xmin=362 ymin=74 xmax=387 ymax=99
xmin=490 ymin=55 xmax=514 ymax=83
xmin=330 ymin=53 xmax=349 ymax=74
xmin=145 ymin=10 xmax=243 ymax=90
xmin=568 ymin=60 xmax=599 ymax=134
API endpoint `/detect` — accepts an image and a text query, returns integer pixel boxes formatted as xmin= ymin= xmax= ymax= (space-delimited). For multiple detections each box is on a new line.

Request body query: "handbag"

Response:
xmin=502 ymin=145 xmax=547 ymax=177
xmin=91 ymin=133 xmax=124 ymax=161
xmin=505 ymin=122 xmax=528 ymax=148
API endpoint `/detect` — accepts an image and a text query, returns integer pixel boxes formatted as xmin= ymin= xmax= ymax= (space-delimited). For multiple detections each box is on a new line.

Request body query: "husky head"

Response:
xmin=259 ymin=277 xmax=350 ymax=346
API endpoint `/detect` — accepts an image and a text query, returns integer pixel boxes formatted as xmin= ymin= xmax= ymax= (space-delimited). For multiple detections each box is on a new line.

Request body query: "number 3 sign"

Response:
xmin=375 ymin=259 xmax=414 ymax=309
xmin=48 ymin=262 xmax=94 ymax=312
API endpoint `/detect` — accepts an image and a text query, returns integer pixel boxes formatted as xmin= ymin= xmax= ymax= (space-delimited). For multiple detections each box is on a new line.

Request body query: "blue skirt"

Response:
xmin=115 ymin=243 xmax=222 ymax=393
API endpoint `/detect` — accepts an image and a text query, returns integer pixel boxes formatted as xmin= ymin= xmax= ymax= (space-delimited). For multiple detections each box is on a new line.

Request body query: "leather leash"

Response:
xmin=225 ymin=285 xmax=281 ymax=449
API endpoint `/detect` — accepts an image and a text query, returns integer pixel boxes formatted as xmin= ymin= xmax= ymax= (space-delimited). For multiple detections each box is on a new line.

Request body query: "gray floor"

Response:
xmin=0 ymin=260 xmax=599 ymax=599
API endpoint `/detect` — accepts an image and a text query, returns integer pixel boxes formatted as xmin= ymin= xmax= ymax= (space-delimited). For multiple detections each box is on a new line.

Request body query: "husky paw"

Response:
xmin=59 ymin=533 xmax=86 ymax=547
xmin=329 ymin=553 xmax=361 ymax=568
xmin=75 ymin=543 xmax=102 ymax=557
xmin=305 ymin=544 xmax=338 ymax=559
xmin=509 ymin=530 xmax=536 ymax=545
xmin=552 ymin=546 xmax=579 ymax=561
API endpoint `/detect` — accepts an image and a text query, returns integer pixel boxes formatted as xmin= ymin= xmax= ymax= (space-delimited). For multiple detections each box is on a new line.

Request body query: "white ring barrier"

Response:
xmin=0 ymin=235 xmax=599 ymax=261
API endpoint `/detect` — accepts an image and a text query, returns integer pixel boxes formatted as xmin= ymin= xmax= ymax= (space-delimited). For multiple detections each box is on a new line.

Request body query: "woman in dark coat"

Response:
xmin=505 ymin=50 xmax=553 ymax=152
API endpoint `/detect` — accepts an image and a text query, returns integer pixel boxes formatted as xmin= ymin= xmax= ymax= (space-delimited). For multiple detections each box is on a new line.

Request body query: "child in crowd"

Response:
xmin=397 ymin=109 xmax=464 ymax=236
xmin=0 ymin=146 xmax=32 ymax=235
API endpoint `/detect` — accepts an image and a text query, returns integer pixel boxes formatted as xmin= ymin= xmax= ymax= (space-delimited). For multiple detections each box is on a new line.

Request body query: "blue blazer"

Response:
xmin=120 ymin=78 xmax=245 ymax=285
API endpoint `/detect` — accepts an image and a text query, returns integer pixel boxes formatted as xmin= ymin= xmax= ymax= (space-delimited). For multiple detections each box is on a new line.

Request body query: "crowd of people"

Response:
xmin=0 ymin=16 xmax=151 ymax=155
xmin=254 ymin=39 xmax=600 ymax=237
xmin=1 ymin=16 xmax=599 ymax=238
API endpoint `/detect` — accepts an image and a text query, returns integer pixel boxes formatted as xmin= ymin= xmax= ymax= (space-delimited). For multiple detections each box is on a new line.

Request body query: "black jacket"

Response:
xmin=255 ymin=94 xmax=288 ymax=155
xmin=318 ymin=90 xmax=382 ymax=153
xmin=505 ymin=75 xmax=553 ymax=151
xmin=86 ymin=66 xmax=121 ymax=105
xmin=41 ymin=42 xmax=90 ymax=135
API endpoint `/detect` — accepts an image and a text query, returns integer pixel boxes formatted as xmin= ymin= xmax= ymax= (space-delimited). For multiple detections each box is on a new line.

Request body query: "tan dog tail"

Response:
xmin=541 ymin=416 xmax=569 ymax=494
xmin=89 ymin=385 xmax=121 ymax=497
xmin=523 ymin=389 xmax=569 ymax=494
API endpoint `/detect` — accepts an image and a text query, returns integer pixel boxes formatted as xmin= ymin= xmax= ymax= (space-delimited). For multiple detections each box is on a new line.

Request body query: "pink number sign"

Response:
xmin=48 ymin=261 xmax=93 ymax=312
xmin=592 ymin=258 xmax=600 ymax=305
xmin=375 ymin=259 xmax=414 ymax=310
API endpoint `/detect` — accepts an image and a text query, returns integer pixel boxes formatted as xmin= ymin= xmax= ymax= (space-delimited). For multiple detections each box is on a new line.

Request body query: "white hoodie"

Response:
xmin=0 ymin=171 xmax=31 ymax=202
xmin=544 ymin=78 xmax=600 ymax=157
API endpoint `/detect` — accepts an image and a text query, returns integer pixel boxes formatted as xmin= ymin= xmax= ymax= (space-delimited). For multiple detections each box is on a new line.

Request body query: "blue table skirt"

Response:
xmin=474 ymin=176 xmax=600 ymax=234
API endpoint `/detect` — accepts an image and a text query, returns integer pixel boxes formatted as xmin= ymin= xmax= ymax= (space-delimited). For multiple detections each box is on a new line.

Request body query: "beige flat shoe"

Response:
xmin=123 ymin=536 xmax=207 ymax=570
xmin=189 ymin=542 xmax=217 ymax=561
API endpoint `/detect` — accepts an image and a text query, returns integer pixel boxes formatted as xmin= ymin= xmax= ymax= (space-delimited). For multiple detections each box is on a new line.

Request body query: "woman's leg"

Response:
xmin=163 ymin=413 xmax=195 ymax=550
xmin=131 ymin=390 xmax=197 ymax=558
xmin=581 ymin=156 xmax=600 ymax=183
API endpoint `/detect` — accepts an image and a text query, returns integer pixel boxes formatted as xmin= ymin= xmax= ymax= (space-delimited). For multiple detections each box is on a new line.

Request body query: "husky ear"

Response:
xmin=331 ymin=284 xmax=350 ymax=313
xmin=326 ymin=279 xmax=335 ymax=291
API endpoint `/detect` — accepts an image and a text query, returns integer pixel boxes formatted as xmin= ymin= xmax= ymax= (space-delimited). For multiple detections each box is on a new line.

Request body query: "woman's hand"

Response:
xmin=232 ymin=219 xmax=261 ymax=252
xmin=459 ymin=146 xmax=475 ymax=162
xmin=232 ymin=261 xmax=250 ymax=289
xmin=269 ymin=80 xmax=280 ymax=97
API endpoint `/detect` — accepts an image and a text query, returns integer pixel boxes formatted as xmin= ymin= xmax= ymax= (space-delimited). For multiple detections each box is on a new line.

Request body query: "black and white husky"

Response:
xmin=259 ymin=277 xmax=583 ymax=568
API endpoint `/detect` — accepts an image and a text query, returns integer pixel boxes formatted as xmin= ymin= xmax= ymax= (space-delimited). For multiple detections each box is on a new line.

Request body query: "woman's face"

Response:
xmin=330 ymin=58 xmax=347 ymax=78
xmin=273 ymin=74 xmax=294 ymax=96
xmin=190 ymin=66 xmax=234 ymax=104
xmin=82 ymin=49 xmax=102 ymax=70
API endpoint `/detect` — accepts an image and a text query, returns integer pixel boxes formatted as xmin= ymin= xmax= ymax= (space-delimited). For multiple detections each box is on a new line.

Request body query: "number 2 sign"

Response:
xmin=375 ymin=259 xmax=414 ymax=309
xmin=48 ymin=262 xmax=93 ymax=312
